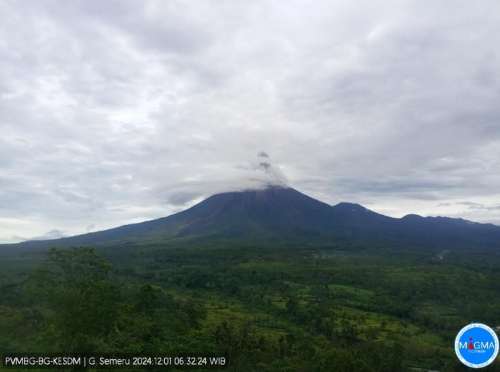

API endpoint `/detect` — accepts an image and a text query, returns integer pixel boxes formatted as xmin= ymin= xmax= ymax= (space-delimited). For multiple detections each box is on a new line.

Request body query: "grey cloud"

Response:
xmin=26 ymin=229 xmax=68 ymax=242
xmin=457 ymin=201 xmax=483 ymax=207
xmin=1 ymin=0 xmax=500 ymax=242
xmin=257 ymin=151 xmax=269 ymax=158
xmin=456 ymin=202 xmax=500 ymax=211
xmin=165 ymin=192 xmax=202 ymax=206
xmin=259 ymin=162 xmax=271 ymax=170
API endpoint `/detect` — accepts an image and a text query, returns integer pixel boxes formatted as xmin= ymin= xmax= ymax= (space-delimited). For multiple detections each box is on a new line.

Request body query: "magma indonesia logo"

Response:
xmin=455 ymin=323 xmax=499 ymax=368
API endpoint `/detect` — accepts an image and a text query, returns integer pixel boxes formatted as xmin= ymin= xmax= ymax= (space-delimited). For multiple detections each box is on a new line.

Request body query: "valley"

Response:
xmin=1 ymin=240 xmax=500 ymax=371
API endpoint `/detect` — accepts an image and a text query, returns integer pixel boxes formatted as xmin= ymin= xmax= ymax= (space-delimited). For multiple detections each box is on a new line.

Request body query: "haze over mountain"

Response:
xmin=2 ymin=186 xmax=500 ymax=254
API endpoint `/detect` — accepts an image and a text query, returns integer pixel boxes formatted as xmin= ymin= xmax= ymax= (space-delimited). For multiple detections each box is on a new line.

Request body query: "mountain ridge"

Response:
xmin=1 ymin=186 xmax=500 ymax=253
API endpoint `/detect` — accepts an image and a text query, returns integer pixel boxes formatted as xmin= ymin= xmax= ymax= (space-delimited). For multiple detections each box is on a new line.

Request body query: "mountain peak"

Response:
xmin=2 ymin=186 xmax=500 ymax=253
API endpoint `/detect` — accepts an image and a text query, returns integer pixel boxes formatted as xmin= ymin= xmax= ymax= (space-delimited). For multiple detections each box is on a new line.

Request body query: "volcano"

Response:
xmin=2 ymin=186 xmax=500 ymax=253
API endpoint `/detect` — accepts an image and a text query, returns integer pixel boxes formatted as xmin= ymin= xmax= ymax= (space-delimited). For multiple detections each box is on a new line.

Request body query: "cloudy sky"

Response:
xmin=1 ymin=0 xmax=500 ymax=243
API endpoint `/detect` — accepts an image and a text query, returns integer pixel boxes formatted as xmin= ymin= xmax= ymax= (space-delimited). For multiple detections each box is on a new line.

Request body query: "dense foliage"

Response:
xmin=1 ymin=242 xmax=500 ymax=371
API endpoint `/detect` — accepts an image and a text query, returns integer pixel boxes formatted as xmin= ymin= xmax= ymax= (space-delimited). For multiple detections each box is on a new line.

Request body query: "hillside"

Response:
xmin=2 ymin=186 xmax=500 ymax=253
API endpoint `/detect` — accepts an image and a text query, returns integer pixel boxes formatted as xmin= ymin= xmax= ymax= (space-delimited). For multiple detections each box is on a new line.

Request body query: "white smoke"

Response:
xmin=247 ymin=151 xmax=289 ymax=188
xmin=157 ymin=152 xmax=290 ymax=207
xmin=257 ymin=151 xmax=270 ymax=158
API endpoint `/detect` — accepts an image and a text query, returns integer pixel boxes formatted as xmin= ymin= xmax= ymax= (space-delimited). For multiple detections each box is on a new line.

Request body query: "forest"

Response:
xmin=1 ymin=241 xmax=500 ymax=371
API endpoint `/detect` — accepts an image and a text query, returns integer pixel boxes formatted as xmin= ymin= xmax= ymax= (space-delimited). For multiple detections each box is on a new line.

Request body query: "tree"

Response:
xmin=286 ymin=296 xmax=299 ymax=316
xmin=320 ymin=349 xmax=375 ymax=372
xmin=30 ymin=247 xmax=118 ymax=353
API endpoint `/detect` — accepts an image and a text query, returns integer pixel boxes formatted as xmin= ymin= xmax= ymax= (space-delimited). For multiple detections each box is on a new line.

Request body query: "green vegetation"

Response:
xmin=1 ymin=242 xmax=500 ymax=371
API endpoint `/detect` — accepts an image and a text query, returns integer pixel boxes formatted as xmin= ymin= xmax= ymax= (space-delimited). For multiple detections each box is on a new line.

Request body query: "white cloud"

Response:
xmin=1 ymin=0 xmax=500 ymax=242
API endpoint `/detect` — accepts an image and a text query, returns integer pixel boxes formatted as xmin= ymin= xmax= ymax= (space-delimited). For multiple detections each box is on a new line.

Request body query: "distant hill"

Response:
xmin=2 ymin=186 xmax=500 ymax=253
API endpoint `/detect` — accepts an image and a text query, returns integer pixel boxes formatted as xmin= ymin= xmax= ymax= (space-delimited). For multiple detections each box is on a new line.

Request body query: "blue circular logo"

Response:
xmin=455 ymin=323 xmax=499 ymax=368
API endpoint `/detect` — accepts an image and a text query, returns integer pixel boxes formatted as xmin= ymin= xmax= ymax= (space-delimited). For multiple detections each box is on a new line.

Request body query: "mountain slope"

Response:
xmin=2 ymin=186 xmax=500 ymax=253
